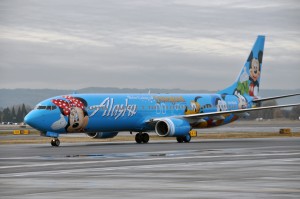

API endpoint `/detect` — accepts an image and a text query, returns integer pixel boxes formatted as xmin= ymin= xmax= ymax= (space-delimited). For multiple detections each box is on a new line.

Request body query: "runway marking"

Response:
xmin=0 ymin=151 xmax=300 ymax=170
xmin=1 ymin=157 xmax=300 ymax=178
xmin=0 ymin=144 xmax=299 ymax=160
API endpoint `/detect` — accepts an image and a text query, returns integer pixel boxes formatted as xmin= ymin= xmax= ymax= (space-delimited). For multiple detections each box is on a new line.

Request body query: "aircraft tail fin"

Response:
xmin=218 ymin=35 xmax=265 ymax=98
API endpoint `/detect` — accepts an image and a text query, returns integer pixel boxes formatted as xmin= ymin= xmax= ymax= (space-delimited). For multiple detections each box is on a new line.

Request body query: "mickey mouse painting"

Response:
xmin=51 ymin=96 xmax=89 ymax=132
xmin=247 ymin=50 xmax=263 ymax=97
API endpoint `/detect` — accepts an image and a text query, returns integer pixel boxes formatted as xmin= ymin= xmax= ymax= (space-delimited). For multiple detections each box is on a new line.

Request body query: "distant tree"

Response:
xmin=289 ymin=105 xmax=300 ymax=120
xmin=2 ymin=108 xmax=11 ymax=122
xmin=21 ymin=104 xmax=27 ymax=119
xmin=263 ymin=100 xmax=281 ymax=119
xmin=281 ymin=109 xmax=291 ymax=119
xmin=11 ymin=106 xmax=17 ymax=122
xmin=273 ymin=108 xmax=283 ymax=119
xmin=16 ymin=106 xmax=23 ymax=123
xmin=0 ymin=104 xmax=32 ymax=123
xmin=248 ymin=100 xmax=279 ymax=119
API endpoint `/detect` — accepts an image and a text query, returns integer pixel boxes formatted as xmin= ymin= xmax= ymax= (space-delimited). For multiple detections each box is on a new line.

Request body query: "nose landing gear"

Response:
xmin=50 ymin=138 xmax=60 ymax=147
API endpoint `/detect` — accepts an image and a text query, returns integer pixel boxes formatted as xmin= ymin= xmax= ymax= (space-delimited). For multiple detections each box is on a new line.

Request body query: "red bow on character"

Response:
xmin=52 ymin=96 xmax=84 ymax=116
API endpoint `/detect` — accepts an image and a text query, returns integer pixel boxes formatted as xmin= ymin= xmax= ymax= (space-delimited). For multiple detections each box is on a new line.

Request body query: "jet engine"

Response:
xmin=86 ymin=132 xmax=118 ymax=139
xmin=155 ymin=118 xmax=191 ymax=137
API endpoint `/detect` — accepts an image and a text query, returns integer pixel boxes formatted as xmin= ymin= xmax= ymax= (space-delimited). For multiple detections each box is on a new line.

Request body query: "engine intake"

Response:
xmin=155 ymin=118 xmax=191 ymax=137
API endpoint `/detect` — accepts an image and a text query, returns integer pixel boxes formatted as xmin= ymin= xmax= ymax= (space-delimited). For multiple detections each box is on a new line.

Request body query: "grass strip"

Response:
xmin=1 ymin=132 xmax=299 ymax=145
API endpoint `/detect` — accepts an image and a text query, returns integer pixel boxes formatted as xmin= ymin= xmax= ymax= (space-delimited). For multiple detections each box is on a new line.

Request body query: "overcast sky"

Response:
xmin=0 ymin=0 xmax=299 ymax=91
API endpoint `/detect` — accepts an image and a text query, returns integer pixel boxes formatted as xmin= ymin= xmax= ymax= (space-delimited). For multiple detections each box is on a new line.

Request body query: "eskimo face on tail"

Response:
xmin=247 ymin=51 xmax=263 ymax=97
xmin=51 ymin=96 xmax=89 ymax=132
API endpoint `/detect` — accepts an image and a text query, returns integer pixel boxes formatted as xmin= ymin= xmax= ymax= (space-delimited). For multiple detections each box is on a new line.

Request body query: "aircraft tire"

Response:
xmin=51 ymin=138 xmax=60 ymax=147
xmin=142 ymin=133 xmax=149 ymax=143
xmin=135 ymin=133 xmax=142 ymax=144
xmin=176 ymin=137 xmax=184 ymax=143
xmin=183 ymin=134 xmax=191 ymax=143
xmin=51 ymin=139 xmax=55 ymax=146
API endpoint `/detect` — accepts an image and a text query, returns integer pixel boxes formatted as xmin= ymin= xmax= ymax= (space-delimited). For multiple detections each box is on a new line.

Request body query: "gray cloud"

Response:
xmin=0 ymin=0 xmax=299 ymax=91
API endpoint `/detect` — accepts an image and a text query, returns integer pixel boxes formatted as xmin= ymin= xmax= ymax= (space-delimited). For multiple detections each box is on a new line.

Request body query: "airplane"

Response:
xmin=24 ymin=35 xmax=300 ymax=147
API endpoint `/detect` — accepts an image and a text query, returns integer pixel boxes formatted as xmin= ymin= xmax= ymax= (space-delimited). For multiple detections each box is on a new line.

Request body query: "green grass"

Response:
xmin=1 ymin=132 xmax=299 ymax=145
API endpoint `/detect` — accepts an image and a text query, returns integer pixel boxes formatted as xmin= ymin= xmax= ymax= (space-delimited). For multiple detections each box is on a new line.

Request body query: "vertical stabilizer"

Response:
xmin=218 ymin=35 xmax=265 ymax=99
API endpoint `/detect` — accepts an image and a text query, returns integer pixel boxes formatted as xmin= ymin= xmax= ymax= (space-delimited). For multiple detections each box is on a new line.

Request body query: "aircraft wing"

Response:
xmin=182 ymin=103 xmax=300 ymax=120
xmin=253 ymin=93 xmax=300 ymax=103
xmin=148 ymin=103 xmax=300 ymax=123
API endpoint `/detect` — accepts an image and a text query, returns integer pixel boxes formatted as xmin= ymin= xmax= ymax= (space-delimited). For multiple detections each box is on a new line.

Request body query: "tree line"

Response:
xmin=0 ymin=104 xmax=31 ymax=123
xmin=246 ymin=100 xmax=300 ymax=120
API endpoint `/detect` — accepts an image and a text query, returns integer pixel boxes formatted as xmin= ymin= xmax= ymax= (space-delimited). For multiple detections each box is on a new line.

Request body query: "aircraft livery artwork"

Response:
xmin=24 ymin=35 xmax=300 ymax=147
xmin=89 ymin=97 xmax=138 ymax=119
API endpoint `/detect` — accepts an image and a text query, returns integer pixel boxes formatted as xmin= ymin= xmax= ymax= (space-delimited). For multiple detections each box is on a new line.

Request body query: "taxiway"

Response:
xmin=1 ymin=138 xmax=300 ymax=198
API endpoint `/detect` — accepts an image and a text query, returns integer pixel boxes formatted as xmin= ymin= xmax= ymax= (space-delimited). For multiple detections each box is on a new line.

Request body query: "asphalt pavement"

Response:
xmin=1 ymin=138 xmax=300 ymax=199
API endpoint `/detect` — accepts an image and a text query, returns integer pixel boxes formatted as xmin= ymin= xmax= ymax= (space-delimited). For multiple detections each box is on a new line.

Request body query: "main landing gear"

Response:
xmin=176 ymin=134 xmax=191 ymax=143
xmin=176 ymin=130 xmax=197 ymax=143
xmin=135 ymin=132 xmax=149 ymax=144
xmin=51 ymin=138 xmax=60 ymax=147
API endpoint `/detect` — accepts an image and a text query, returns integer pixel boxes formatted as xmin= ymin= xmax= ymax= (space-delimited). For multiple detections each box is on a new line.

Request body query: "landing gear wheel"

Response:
xmin=135 ymin=133 xmax=149 ymax=144
xmin=51 ymin=139 xmax=55 ymax=146
xmin=183 ymin=134 xmax=191 ymax=143
xmin=176 ymin=137 xmax=184 ymax=143
xmin=135 ymin=133 xmax=142 ymax=144
xmin=142 ymin=133 xmax=149 ymax=143
xmin=51 ymin=138 xmax=60 ymax=147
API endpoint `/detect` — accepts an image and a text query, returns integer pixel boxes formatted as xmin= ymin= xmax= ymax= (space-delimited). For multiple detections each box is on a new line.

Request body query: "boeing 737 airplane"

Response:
xmin=24 ymin=35 xmax=300 ymax=146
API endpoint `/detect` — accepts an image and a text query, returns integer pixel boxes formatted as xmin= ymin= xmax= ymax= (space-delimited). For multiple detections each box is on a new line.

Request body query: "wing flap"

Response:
xmin=146 ymin=103 xmax=300 ymax=124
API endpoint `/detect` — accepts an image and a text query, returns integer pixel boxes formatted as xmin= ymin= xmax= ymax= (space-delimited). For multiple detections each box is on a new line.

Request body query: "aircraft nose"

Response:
xmin=24 ymin=112 xmax=33 ymax=126
xmin=24 ymin=111 xmax=41 ymax=129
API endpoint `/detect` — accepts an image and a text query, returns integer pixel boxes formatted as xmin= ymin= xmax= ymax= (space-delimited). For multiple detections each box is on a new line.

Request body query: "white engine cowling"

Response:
xmin=155 ymin=118 xmax=191 ymax=137
xmin=86 ymin=132 xmax=118 ymax=139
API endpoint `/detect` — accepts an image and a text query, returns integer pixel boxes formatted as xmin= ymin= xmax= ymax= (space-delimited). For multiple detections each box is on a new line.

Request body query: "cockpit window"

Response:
xmin=46 ymin=106 xmax=56 ymax=110
xmin=35 ymin=105 xmax=57 ymax=110
xmin=36 ymin=106 xmax=46 ymax=109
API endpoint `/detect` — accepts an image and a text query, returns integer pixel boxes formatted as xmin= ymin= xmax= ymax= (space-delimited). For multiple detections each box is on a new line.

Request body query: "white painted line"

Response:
xmin=1 ymin=157 xmax=300 ymax=178
xmin=0 ymin=152 xmax=300 ymax=170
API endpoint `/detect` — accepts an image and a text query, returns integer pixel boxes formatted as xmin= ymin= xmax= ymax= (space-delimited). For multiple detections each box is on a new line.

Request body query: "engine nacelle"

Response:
xmin=86 ymin=132 xmax=118 ymax=139
xmin=155 ymin=118 xmax=191 ymax=137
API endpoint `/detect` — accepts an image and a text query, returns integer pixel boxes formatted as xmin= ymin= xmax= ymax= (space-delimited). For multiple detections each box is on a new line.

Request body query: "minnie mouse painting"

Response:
xmin=51 ymin=96 xmax=89 ymax=132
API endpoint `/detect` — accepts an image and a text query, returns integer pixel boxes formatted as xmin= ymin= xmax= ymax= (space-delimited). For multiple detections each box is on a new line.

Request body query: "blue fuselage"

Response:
xmin=25 ymin=93 xmax=253 ymax=134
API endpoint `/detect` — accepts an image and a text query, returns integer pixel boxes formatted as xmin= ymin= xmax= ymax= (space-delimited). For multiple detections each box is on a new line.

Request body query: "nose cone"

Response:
xmin=24 ymin=111 xmax=39 ymax=129
xmin=24 ymin=110 xmax=50 ymax=132
xmin=24 ymin=108 xmax=66 ymax=132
